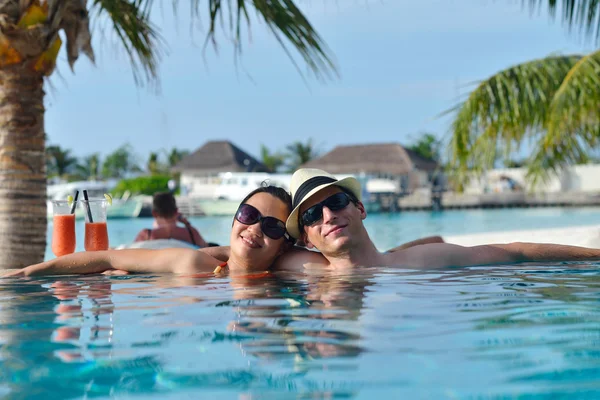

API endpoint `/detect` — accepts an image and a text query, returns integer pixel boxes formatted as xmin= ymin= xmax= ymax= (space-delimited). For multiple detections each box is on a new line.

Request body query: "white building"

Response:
xmin=172 ymin=140 xmax=270 ymax=198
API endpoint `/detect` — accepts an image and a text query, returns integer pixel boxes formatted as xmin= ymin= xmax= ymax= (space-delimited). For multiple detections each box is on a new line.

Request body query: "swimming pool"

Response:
xmin=45 ymin=206 xmax=600 ymax=260
xmin=1 ymin=262 xmax=599 ymax=398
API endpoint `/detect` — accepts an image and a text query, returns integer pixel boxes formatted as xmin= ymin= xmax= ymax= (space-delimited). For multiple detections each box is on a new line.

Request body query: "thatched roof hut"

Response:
xmin=300 ymin=143 xmax=439 ymax=175
xmin=172 ymin=140 xmax=268 ymax=174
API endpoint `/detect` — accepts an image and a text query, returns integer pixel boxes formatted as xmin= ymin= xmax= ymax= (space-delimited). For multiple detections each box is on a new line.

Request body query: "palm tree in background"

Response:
xmin=147 ymin=151 xmax=162 ymax=175
xmin=448 ymin=1 xmax=600 ymax=188
xmin=407 ymin=133 xmax=441 ymax=163
xmin=286 ymin=139 xmax=320 ymax=171
xmin=0 ymin=0 xmax=334 ymax=268
xmin=165 ymin=148 xmax=189 ymax=168
xmin=260 ymin=144 xmax=286 ymax=173
xmin=46 ymin=145 xmax=77 ymax=179
xmin=74 ymin=153 xmax=101 ymax=181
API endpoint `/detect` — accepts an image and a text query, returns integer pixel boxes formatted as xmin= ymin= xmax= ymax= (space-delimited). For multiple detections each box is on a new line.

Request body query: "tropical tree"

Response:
xmin=285 ymin=139 xmax=320 ymax=171
xmin=260 ymin=144 xmax=285 ymax=172
xmin=46 ymin=145 xmax=78 ymax=179
xmin=102 ymin=144 xmax=141 ymax=179
xmin=146 ymin=151 xmax=162 ymax=175
xmin=74 ymin=153 xmax=101 ymax=181
xmin=0 ymin=1 xmax=333 ymax=268
xmin=164 ymin=148 xmax=189 ymax=168
xmin=407 ymin=133 xmax=441 ymax=162
xmin=448 ymin=1 xmax=600 ymax=188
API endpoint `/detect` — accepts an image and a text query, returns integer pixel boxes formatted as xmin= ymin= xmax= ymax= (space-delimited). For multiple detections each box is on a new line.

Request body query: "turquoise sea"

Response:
xmin=1 ymin=207 xmax=598 ymax=399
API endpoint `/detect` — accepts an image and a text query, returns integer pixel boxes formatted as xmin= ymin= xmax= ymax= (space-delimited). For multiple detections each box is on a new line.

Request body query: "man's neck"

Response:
xmin=326 ymin=234 xmax=386 ymax=268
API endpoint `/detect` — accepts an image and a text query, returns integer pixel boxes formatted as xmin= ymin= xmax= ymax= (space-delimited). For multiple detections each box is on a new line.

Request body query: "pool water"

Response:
xmin=2 ymin=262 xmax=600 ymax=398
xmin=45 ymin=207 xmax=600 ymax=260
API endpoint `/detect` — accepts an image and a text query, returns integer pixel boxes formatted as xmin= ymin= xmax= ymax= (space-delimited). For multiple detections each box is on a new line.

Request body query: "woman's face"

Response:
xmin=229 ymin=192 xmax=290 ymax=268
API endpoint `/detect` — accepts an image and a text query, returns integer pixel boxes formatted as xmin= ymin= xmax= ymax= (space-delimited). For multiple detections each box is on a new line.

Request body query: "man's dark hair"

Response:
xmin=153 ymin=192 xmax=178 ymax=218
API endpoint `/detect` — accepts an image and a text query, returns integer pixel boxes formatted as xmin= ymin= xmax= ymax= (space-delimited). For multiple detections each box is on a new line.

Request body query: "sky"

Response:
xmin=45 ymin=0 xmax=596 ymax=164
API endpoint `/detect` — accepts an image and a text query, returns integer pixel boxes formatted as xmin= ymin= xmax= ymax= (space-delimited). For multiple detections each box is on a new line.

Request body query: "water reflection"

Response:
xmin=0 ymin=262 xmax=599 ymax=398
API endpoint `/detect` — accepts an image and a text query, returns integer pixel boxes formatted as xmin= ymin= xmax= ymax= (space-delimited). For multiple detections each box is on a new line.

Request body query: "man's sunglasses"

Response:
xmin=235 ymin=203 xmax=292 ymax=241
xmin=300 ymin=192 xmax=354 ymax=227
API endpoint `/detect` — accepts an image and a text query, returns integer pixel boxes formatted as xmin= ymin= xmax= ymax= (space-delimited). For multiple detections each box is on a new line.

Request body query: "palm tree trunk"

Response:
xmin=0 ymin=65 xmax=46 ymax=269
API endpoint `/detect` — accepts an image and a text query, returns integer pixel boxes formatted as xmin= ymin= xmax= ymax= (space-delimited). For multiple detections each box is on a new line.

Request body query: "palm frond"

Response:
xmin=523 ymin=49 xmax=600 ymax=184
xmin=91 ymin=0 xmax=166 ymax=86
xmin=192 ymin=0 xmax=336 ymax=80
xmin=545 ymin=49 xmax=600 ymax=144
xmin=525 ymin=0 xmax=600 ymax=45
xmin=446 ymin=55 xmax=580 ymax=182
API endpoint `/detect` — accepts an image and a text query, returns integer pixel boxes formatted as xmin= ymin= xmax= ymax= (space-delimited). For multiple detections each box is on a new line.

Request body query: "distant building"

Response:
xmin=172 ymin=140 xmax=268 ymax=198
xmin=300 ymin=143 xmax=441 ymax=194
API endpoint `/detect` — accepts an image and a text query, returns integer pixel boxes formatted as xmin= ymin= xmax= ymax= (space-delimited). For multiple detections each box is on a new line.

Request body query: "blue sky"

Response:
xmin=45 ymin=0 xmax=595 ymax=164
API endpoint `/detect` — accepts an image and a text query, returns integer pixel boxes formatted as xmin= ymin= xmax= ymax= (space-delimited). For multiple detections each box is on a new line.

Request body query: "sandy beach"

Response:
xmin=445 ymin=224 xmax=600 ymax=249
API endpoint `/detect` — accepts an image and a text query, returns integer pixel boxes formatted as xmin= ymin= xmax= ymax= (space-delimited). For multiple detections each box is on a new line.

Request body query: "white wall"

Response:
xmin=180 ymin=173 xmax=221 ymax=198
xmin=463 ymin=164 xmax=600 ymax=194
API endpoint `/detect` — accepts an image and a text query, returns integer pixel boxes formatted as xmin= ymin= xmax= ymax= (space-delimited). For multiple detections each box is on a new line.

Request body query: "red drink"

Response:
xmin=85 ymin=222 xmax=109 ymax=251
xmin=52 ymin=214 xmax=76 ymax=256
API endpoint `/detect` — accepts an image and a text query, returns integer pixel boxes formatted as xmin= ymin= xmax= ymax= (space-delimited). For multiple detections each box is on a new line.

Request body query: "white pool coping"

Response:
xmin=445 ymin=224 xmax=600 ymax=249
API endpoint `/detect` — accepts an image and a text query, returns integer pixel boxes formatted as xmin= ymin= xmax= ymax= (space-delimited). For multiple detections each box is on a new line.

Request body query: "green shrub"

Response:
xmin=112 ymin=175 xmax=176 ymax=196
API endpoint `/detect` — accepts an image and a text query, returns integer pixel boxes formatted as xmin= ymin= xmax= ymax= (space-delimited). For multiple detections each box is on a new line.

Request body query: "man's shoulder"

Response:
xmin=273 ymin=247 xmax=329 ymax=271
xmin=381 ymin=242 xmax=458 ymax=268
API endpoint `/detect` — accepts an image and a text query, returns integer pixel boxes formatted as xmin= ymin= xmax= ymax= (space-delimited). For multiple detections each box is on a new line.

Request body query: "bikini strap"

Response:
xmin=213 ymin=262 xmax=227 ymax=274
xmin=184 ymin=224 xmax=197 ymax=246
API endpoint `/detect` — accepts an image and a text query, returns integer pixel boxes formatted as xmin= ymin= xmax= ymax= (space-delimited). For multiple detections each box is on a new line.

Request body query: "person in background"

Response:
xmin=134 ymin=192 xmax=209 ymax=248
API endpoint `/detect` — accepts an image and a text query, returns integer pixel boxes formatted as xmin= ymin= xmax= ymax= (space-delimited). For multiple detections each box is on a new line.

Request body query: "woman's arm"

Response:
xmin=6 ymin=248 xmax=219 ymax=277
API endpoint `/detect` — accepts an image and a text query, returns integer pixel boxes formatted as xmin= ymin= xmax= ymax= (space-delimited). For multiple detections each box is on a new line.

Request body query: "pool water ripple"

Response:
xmin=1 ymin=262 xmax=600 ymax=398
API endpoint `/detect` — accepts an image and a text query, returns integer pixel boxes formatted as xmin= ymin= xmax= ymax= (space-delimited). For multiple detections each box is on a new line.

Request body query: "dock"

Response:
xmin=396 ymin=191 xmax=600 ymax=211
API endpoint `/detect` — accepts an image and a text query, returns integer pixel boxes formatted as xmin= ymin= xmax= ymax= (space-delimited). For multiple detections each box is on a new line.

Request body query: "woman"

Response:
xmin=7 ymin=185 xmax=294 ymax=277
xmin=133 ymin=192 xmax=209 ymax=247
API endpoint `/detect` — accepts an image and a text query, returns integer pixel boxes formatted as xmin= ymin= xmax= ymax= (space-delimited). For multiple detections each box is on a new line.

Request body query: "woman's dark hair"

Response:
xmin=152 ymin=192 xmax=177 ymax=218
xmin=239 ymin=182 xmax=293 ymax=214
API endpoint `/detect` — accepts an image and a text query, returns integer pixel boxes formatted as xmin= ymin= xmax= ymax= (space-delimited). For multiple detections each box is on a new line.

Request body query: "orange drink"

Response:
xmin=51 ymin=200 xmax=77 ymax=257
xmin=84 ymin=222 xmax=109 ymax=251
xmin=80 ymin=199 xmax=110 ymax=251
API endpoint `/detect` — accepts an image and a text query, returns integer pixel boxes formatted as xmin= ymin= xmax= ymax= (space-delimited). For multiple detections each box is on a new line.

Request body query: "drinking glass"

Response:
xmin=51 ymin=200 xmax=77 ymax=257
xmin=81 ymin=199 xmax=109 ymax=251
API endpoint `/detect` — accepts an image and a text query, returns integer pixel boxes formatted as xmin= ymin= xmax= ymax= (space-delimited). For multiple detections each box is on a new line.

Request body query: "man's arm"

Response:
xmin=394 ymin=242 xmax=600 ymax=269
xmin=6 ymin=248 xmax=217 ymax=277
xmin=387 ymin=235 xmax=445 ymax=252
xmin=272 ymin=246 xmax=329 ymax=272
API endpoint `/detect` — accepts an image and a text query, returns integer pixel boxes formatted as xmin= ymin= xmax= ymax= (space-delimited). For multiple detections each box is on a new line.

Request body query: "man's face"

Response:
xmin=299 ymin=185 xmax=366 ymax=255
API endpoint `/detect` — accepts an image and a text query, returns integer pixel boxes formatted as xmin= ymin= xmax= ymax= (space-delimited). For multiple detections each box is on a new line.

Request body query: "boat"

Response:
xmin=47 ymin=180 xmax=146 ymax=220
xmin=195 ymin=172 xmax=384 ymax=216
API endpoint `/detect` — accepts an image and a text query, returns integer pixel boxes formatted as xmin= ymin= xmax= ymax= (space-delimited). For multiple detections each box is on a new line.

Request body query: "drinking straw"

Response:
xmin=69 ymin=190 xmax=79 ymax=214
xmin=82 ymin=190 xmax=94 ymax=223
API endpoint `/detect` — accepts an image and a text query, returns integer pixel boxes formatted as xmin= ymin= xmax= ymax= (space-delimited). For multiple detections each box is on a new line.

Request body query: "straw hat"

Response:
xmin=286 ymin=168 xmax=362 ymax=239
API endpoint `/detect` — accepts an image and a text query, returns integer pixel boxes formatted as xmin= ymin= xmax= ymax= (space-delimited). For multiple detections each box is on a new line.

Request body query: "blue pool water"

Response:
xmin=3 ymin=207 xmax=599 ymax=398
xmin=45 ymin=206 xmax=600 ymax=260
xmin=1 ymin=263 xmax=600 ymax=398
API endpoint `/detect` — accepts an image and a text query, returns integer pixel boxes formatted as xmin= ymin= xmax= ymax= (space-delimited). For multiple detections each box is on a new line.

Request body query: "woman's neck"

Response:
xmin=227 ymin=254 xmax=269 ymax=275
xmin=154 ymin=217 xmax=178 ymax=228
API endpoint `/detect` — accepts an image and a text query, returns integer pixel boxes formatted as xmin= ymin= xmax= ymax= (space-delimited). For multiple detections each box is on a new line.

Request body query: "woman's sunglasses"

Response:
xmin=235 ymin=203 xmax=292 ymax=241
xmin=300 ymin=192 xmax=354 ymax=227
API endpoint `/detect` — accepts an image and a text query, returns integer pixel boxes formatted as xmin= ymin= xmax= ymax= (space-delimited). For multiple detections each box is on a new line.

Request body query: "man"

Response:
xmin=278 ymin=168 xmax=600 ymax=270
